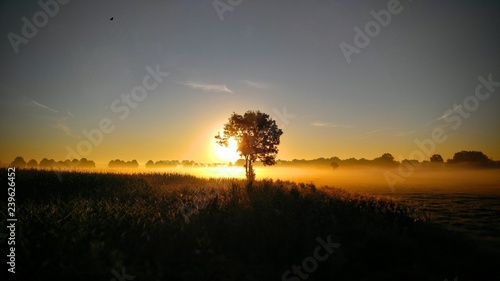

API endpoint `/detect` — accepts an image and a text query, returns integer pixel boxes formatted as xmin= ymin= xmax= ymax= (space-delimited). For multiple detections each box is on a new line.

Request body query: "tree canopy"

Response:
xmin=215 ymin=110 xmax=283 ymax=181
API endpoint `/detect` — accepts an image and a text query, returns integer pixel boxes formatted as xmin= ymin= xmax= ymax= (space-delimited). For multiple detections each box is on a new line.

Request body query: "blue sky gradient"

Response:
xmin=1 ymin=0 xmax=499 ymax=164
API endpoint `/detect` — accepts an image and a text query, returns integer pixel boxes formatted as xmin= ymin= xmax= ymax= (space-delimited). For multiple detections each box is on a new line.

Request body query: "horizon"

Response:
xmin=1 ymin=1 xmax=499 ymax=166
xmin=4 ymin=150 xmax=499 ymax=167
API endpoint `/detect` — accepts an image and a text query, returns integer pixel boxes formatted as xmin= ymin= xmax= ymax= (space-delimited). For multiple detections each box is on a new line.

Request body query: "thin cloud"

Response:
xmin=312 ymin=121 xmax=329 ymax=127
xmin=52 ymin=122 xmax=80 ymax=139
xmin=182 ymin=81 xmax=234 ymax=94
xmin=427 ymin=104 xmax=462 ymax=126
xmin=436 ymin=110 xmax=453 ymax=121
xmin=29 ymin=98 xmax=59 ymax=113
xmin=312 ymin=121 xmax=351 ymax=128
xmin=242 ymin=80 xmax=269 ymax=89
xmin=51 ymin=111 xmax=81 ymax=139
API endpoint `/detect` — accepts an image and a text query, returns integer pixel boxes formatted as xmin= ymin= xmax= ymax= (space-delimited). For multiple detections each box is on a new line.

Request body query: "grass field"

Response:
xmin=1 ymin=168 xmax=499 ymax=280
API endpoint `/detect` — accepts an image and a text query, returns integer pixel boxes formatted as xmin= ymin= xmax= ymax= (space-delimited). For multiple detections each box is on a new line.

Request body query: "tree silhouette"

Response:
xmin=215 ymin=110 xmax=283 ymax=182
xmin=448 ymin=151 xmax=492 ymax=167
xmin=330 ymin=161 xmax=339 ymax=171
xmin=27 ymin=159 xmax=38 ymax=168
xmin=146 ymin=160 xmax=155 ymax=168
xmin=11 ymin=156 xmax=26 ymax=168
xmin=40 ymin=158 xmax=55 ymax=168
xmin=109 ymin=159 xmax=138 ymax=168
xmin=430 ymin=154 xmax=444 ymax=163
xmin=373 ymin=153 xmax=397 ymax=166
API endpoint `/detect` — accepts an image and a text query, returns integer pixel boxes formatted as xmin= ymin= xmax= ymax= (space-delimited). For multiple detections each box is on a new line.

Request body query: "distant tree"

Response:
xmin=235 ymin=159 xmax=246 ymax=167
xmin=146 ymin=160 xmax=155 ymax=168
xmin=380 ymin=153 xmax=395 ymax=162
xmin=11 ymin=157 xmax=26 ymax=168
xmin=330 ymin=161 xmax=339 ymax=171
xmin=343 ymin=158 xmax=359 ymax=166
xmin=215 ymin=110 xmax=283 ymax=182
xmin=109 ymin=159 xmax=136 ymax=168
xmin=129 ymin=160 xmax=139 ymax=168
xmin=430 ymin=154 xmax=444 ymax=163
xmin=448 ymin=151 xmax=492 ymax=167
xmin=27 ymin=159 xmax=38 ymax=168
xmin=39 ymin=158 xmax=56 ymax=168
xmin=109 ymin=159 xmax=125 ymax=168
xmin=373 ymin=153 xmax=397 ymax=166
xmin=79 ymin=158 xmax=96 ymax=168
xmin=402 ymin=159 xmax=420 ymax=166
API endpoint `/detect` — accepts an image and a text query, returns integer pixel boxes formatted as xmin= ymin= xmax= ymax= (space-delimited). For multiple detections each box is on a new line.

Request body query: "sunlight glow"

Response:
xmin=214 ymin=137 xmax=241 ymax=164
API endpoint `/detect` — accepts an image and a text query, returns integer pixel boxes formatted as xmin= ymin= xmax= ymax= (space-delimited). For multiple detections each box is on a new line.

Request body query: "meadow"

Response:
xmin=1 ymin=168 xmax=499 ymax=280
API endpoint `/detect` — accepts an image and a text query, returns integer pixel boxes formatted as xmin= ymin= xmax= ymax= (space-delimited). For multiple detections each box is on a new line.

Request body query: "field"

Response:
xmin=1 ymin=168 xmax=500 ymax=281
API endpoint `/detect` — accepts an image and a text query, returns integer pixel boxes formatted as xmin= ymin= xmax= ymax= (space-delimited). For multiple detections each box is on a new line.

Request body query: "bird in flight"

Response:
xmin=110 ymin=17 xmax=114 ymax=21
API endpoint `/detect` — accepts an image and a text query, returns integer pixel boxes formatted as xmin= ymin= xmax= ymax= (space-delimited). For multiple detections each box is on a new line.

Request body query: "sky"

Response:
xmin=1 ymin=0 xmax=499 ymax=165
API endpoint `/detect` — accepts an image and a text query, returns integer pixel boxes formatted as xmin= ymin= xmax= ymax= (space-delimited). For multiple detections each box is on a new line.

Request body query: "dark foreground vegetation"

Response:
xmin=1 ymin=168 xmax=499 ymax=281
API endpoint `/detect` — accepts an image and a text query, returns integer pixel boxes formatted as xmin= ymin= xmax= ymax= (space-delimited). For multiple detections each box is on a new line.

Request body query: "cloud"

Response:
xmin=29 ymin=98 xmax=59 ymax=113
xmin=312 ymin=121 xmax=351 ymax=128
xmin=51 ymin=112 xmax=81 ymax=139
xmin=428 ymin=104 xmax=462 ymax=125
xmin=52 ymin=122 xmax=80 ymax=139
xmin=242 ymin=80 xmax=269 ymax=89
xmin=182 ymin=81 xmax=234 ymax=94
xmin=312 ymin=121 xmax=329 ymax=127
xmin=29 ymin=99 xmax=79 ymax=137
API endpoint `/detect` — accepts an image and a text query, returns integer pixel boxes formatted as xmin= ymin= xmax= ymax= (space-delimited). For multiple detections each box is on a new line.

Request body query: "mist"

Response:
xmin=102 ymin=165 xmax=500 ymax=196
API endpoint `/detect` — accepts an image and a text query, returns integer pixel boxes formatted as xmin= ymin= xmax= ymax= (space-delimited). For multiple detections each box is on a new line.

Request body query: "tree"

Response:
xmin=215 ymin=110 xmax=283 ymax=181
xmin=430 ymin=154 xmax=444 ymax=163
xmin=373 ymin=153 xmax=396 ymax=166
xmin=330 ymin=161 xmax=339 ymax=171
xmin=39 ymin=158 xmax=56 ymax=168
xmin=448 ymin=151 xmax=492 ymax=167
xmin=11 ymin=156 xmax=26 ymax=168
xmin=27 ymin=159 xmax=38 ymax=168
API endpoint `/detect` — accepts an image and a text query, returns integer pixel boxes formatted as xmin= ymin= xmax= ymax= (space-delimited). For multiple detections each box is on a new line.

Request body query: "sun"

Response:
xmin=214 ymin=137 xmax=241 ymax=163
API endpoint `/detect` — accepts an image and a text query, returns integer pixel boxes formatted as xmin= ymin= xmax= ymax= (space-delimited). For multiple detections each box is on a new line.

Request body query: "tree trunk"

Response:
xmin=244 ymin=155 xmax=255 ymax=182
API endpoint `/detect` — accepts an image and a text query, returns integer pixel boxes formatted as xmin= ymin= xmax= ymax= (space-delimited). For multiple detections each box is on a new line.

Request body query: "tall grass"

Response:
xmin=0 ymin=168 xmax=498 ymax=280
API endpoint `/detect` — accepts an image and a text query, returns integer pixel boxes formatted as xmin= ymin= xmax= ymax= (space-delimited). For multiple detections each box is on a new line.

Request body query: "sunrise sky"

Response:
xmin=1 ymin=0 xmax=499 ymax=165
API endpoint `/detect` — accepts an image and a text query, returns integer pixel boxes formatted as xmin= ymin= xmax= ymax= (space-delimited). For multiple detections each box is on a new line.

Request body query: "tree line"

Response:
xmin=276 ymin=151 xmax=498 ymax=169
xmin=5 ymin=151 xmax=498 ymax=170
xmin=8 ymin=157 xmax=96 ymax=169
